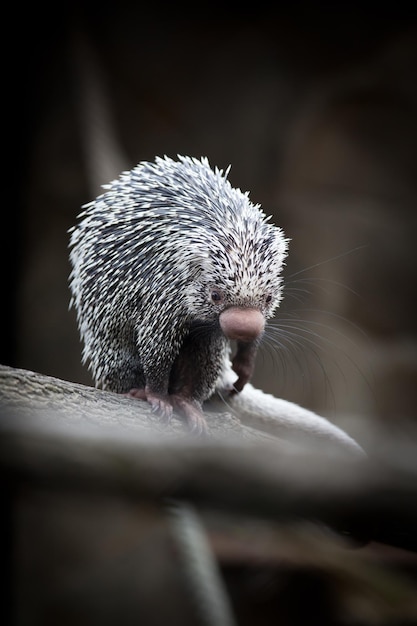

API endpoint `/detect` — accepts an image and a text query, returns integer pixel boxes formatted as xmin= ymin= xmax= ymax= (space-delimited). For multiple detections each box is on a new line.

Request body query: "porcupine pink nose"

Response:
xmin=219 ymin=307 xmax=265 ymax=342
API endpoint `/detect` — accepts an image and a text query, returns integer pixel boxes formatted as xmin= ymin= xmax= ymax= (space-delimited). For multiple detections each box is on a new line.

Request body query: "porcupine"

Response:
xmin=68 ymin=154 xmax=289 ymax=435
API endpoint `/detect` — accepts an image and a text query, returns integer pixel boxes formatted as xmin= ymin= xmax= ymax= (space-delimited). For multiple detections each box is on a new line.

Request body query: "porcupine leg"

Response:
xmin=130 ymin=380 xmax=207 ymax=434
xmin=103 ymin=355 xmax=145 ymax=395
xmin=168 ymin=332 xmax=227 ymax=435
xmin=167 ymin=352 xmax=208 ymax=435
xmin=97 ymin=330 xmax=147 ymax=395
xmin=126 ymin=366 xmax=207 ymax=434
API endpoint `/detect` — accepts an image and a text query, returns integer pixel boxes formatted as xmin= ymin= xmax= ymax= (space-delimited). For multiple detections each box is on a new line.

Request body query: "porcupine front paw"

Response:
xmin=126 ymin=388 xmax=208 ymax=435
xmin=170 ymin=394 xmax=209 ymax=436
xmin=127 ymin=387 xmax=174 ymax=423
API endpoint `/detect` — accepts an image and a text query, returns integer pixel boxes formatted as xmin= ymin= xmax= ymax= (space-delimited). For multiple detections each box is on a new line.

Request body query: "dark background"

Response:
xmin=7 ymin=3 xmax=417 ymax=446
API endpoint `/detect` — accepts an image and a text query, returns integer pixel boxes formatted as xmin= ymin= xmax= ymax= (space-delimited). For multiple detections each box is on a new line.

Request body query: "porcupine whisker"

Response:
xmin=270 ymin=312 xmax=372 ymax=372
xmin=187 ymin=320 xmax=220 ymax=342
xmin=287 ymin=276 xmax=361 ymax=297
xmin=257 ymin=326 xmax=295 ymax=372
xmin=278 ymin=246 xmax=367 ymax=307
xmin=308 ymin=321 xmax=373 ymax=398
xmin=256 ymin=247 xmax=369 ymax=394
xmin=291 ymin=308 xmax=370 ymax=341
xmin=282 ymin=279 xmax=361 ymax=308
xmin=268 ymin=258 xmax=371 ymax=387
xmin=188 ymin=319 xmax=219 ymax=334
xmin=284 ymin=245 xmax=368 ymax=281
xmin=264 ymin=313 xmax=374 ymax=406
xmin=266 ymin=325 xmax=336 ymax=377
xmin=263 ymin=325 xmax=337 ymax=404
xmin=257 ymin=336 xmax=305 ymax=397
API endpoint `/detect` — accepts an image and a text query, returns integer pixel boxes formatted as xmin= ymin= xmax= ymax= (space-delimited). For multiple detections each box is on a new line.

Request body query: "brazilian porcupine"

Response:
xmin=69 ymin=155 xmax=289 ymax=434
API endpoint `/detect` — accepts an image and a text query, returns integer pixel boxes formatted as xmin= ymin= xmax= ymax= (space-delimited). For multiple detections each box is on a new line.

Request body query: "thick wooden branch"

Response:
xmin=0 ymin=364 xmax=253 ymax=440
xmin=1 ymin=367 xmax=417 ymax=625
xmin=1 ymin=364 xmax=417 ymax=537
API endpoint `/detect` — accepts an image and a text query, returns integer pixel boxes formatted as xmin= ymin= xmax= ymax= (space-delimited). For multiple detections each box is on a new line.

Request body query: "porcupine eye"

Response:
xmin=211 ymin=289 xmax=223 ymax=303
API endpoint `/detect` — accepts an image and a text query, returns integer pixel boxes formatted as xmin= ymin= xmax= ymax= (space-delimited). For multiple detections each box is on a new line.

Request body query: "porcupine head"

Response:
xmin=69 ymin=155 xmax=289 ymax=433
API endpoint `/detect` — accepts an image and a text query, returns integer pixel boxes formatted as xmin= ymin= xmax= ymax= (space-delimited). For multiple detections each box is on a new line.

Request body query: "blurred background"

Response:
xmin=7 ymin=3 xmax=417 ymax=448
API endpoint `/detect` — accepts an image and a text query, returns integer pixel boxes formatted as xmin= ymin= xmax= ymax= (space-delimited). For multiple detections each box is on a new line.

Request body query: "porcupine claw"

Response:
xmin=171 ymin=395 xmax=209 ymax=436
xmin=126 ymin=387 xmax=147 ymax=400
xmin=127 ymin=387 xmax=174 ymax=423
xmin=126 ymin=388 xmax=207 ymax=435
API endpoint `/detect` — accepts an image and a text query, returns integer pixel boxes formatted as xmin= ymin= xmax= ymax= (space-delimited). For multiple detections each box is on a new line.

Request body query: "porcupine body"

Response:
xmin=69 ymin=155 xmax=289 ymax=433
